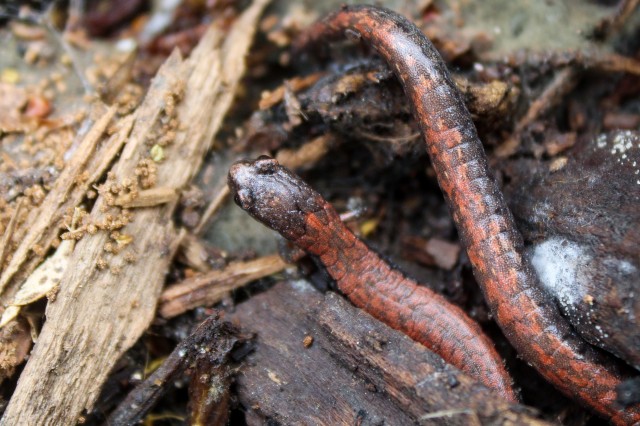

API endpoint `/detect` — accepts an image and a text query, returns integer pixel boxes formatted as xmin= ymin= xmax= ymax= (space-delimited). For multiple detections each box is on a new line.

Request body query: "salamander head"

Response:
xmin=228 ymin=156 xmax=323 ymax=241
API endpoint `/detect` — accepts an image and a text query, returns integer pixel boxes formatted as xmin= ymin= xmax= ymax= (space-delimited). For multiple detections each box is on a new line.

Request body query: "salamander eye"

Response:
xmin=234 ymin=188 xmax=254 ymax=209
xmin=255 ymin=156 xmax=279 ymax=175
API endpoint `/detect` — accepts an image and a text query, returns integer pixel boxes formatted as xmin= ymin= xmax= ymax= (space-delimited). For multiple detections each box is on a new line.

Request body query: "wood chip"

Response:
xmin=275 ymin=135 xmax=332 ymax=170
xmin=114 ymin=186 xmax=178 ymax=208
xmin=425 ymin=238 xmax=461 ymax=270
xmin=402 ymin=236 xmax=461 ymax=270
xmin=0 ymin=239 xmax=73 ymax=328
xmin=258 ymin=73 xmax=322 ymax=110
xmin=158 ymin=254 xmax=288 ymax=319
xmin=0 ymin=317 xmax=32 ymax=383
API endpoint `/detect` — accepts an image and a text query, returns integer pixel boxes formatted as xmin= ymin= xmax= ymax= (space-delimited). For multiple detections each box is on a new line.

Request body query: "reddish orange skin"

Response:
xmin=294 ymin=5 xmax=640 ymax=424
xmin=228 ymin=158 xmax=515 ymax=401
xmin=300 ymin=191 xmax=516 ymax=401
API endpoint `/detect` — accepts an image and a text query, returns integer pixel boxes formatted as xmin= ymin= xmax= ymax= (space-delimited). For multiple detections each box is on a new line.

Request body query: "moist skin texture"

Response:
xmin=229 ymin=157 xmax=516 ymax=401
xmin=292 ymin=5 xmax=639 ymax=424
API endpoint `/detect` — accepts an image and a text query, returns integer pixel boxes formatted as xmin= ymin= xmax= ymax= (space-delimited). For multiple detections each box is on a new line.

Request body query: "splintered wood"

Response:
xmin=0 ymin=0 xmax=269 ymax=424
xmin=0 ymin=104 xmax=120 ymax=297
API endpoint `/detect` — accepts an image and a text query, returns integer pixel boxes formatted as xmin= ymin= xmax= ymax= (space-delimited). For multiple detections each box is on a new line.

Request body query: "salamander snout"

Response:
xmin=253 ymin=155 xmax=279 ymax=174
xmin=228 ymin=156 xmax=279 ymax=193
xmin=228 ymin=157 xmax=323 ymax=241
xmin=228 ymin=160 xmax=256 ymax=210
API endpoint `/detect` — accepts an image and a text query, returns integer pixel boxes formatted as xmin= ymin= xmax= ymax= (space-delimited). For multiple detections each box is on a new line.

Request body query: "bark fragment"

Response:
xmin=231 ymin=280 xmax=549 ymax=425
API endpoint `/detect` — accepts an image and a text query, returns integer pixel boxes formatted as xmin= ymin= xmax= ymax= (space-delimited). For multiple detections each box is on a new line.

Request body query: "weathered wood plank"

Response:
xmin=231 ymin=280 xmax=549 ymax=425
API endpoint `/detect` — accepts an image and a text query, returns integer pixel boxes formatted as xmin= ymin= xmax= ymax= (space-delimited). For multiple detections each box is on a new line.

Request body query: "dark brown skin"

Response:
xmin=228 ymin=157 xmax=516 ymax=401
xmin=292 ymin=5 xmax=639 ymax=424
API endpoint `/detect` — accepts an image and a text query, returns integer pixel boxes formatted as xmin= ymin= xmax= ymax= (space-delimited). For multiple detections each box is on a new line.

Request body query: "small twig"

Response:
xmin=593 ymin=0 xmax=640 ymax=39
xmin=193 ymin=184 xmax=230 ymax=236
xmin=258 ymin=73 xmax=324 ymax=110
xmin=158 ymin=254 xmax=288 ymax=318
xmin=275 ymin=135 xmax=333 ymax=170
xmin=592 ymin=51 xmax=640 ymax=75
xmin=354 ymin=130 xmax=421 ymax=144
xmin=518 ymin=67 xmax=578 ymax=133
xmin=504 ymin=49 xmax=640 ymax=76
xmin=115 ymin=187 xmax=178 ymax=208
xmin=420 ymin=408 xmax=478 ymax=421
xmin=497 ymin=67 xmax=577 ymax=157
xmin=178 ymin=234 xmax=212 ymax=273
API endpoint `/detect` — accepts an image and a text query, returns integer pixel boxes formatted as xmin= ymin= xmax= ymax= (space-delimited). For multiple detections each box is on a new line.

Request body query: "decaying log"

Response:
xmin=505 ymin=130 xmax=640 ymax=369
xmin=230 ymin=280 xmax=549 ymax=425
xmin=0 ymin=1 xmax=269 ymax=424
